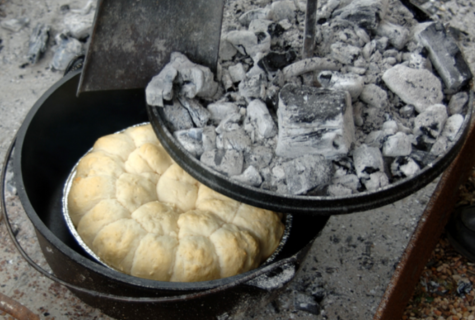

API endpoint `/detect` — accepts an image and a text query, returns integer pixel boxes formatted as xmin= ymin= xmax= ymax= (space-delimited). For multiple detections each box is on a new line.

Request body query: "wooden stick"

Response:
xmin=303 ymin=0 xmax=318 ymax=58
xmin=0 ymin=292 xmax=40 ymax=320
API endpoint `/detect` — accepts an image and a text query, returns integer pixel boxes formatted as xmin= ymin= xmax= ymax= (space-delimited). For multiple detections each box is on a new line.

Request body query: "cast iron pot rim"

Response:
xmin=12 ymin=70 xmax=294 ymax=293
xmin=148 ymin=90 xmax=474 ymax=216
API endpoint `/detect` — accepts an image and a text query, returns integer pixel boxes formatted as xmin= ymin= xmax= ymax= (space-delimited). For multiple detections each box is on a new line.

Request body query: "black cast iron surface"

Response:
xmin=9 ymin=70 xmax=329 ymax=319
xmin=78 ymin=0 xmax=225 ymax=94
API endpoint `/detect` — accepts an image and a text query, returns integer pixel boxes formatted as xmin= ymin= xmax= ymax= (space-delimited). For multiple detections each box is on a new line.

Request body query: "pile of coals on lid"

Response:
xmin=146 ymin=0 xmax=473 ymax=197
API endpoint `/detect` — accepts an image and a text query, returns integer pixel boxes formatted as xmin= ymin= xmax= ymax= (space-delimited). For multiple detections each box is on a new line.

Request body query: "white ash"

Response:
xmin=382 ymin=64 xmax=444 ymax=113
xmin=364 ymin=171 xmax=389 ymax=191
xmin=248 ymin=19 xmax=274 ymax=33
xmin=177 ymin=97 xmax=210 ymax=128
xmin=202 ymin=127 xmax=217 ymax=152
xmin=207 ymin=101 xmax=240 ymax=125
xmin=244 ymin=145 xmax=274 ymax=170
xmin=416 ymin=22 xmax=473 ymax=93
xmin=269 ymin=1 xmax=296 ymax=22
xmin=399 ymin=105 xmax=415 ymax=118
xmin=282 ymin=57 xmax=339 ymax=79
xmin=146 ymin=52 xmax=219 ymax=107
xmin=353 ymin=144 xmax=385 ymax=180
xmin=147 ymin=0 xmax=470 ymax=196
xmin=317 ymin=71 xmax=364 ymax=101
xmin=1 ymin=17 xmax=29 ymax=32
xmin=174 ymin=128 xmax=204 ymax=158
xmin=413 ymin=104 xmax=448 ymax=141
xmin=442 ymin=114 xmax=464 ymax=141
xmin=228 ymin=63 xmax=247 ymax=83
xmin=245 ymin=99 xmax=277 ymax=141
xmin=382 ymin=120 xmax=398 ymax=136
xmin=430 ymin=136 xmax=448 ymax=156
xmin=282 ymin=155 xmax=334 ymax=195
xmin=365 ymin=130 xmax=385 ymax=149
xmin=238 ymin=65 xmax=268 ymax=101
xmin=333 ymin=174 xmax=361 ymax=192
xmin=220 ymin=127 xmax=252 ymax=152
xmin=331 ymin=0 xmax=389 ymax=31
xmin=27 ymin=24 xmax=50 ymax=65
xmin=51 ymin=33 xmax=84 ymax=71
xmin=401 ymin=52 xmax=432 ymax=70
xmin=238 ymin=8 xmax=271 ymax=27
xmin=161 ymin=99 xmax=194 ymax=132
xmin=201 ymin=149 xmax=243 ymax=177
xmin=391 ymin=157 xmax=420 ymax=179
xmin=225 ymin=30 xmax=271 ymax=61
xmin=382 ymin=132 xmax=412 ymax=157
xmin=293 ymin=291 xmax=321 ymax=315
xmin=360 ymin=84 xmax=388 ymax=108
xmin=62 ymin=0 xmax=96 ymax=39
xmin=376 ymin=20 xmax=410 ymax=50
xmin=216 ymin=113 xmax=242 ymax=135
xmin=232 ymin=165 xmax=263 ymax=187
xmin=219 ymin=40 xmax=238 ymax=61
xmin=330 ymin=42 xmax=362 ymax=65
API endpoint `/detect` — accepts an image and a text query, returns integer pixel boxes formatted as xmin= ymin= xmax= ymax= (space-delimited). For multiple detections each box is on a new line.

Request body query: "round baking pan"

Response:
xmin=61 ymin=141 xmax=293 ymax=272
xmin=11 ymin=70 xmax=329 ymax=319
xmin=147 ymin=91 xmax=473 ymax=216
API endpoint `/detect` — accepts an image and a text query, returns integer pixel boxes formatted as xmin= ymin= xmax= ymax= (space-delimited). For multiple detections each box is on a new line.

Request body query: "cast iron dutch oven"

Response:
xmin=4 ymin=70 xmax=329 ymax=320
xmin=4 ymin=4 xmax=473 ymax=317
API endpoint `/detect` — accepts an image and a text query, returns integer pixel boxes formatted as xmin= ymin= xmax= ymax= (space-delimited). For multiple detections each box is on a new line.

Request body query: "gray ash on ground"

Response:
xmin=146 ymin=0 xmax=472 ymax=198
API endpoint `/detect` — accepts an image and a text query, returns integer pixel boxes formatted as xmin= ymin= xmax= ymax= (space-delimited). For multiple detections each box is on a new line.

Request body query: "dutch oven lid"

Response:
xmin=146 ymin=93 xmax=473 ymax=216
xmin=82 ymin=0 xmax=472 ymax=216
xmin=142 ymin=0 xmax=473 ymax=216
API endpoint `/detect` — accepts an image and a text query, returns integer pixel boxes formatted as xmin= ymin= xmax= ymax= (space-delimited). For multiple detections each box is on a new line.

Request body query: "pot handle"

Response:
xmin=1 ymin=137 xmax=297 ymax=303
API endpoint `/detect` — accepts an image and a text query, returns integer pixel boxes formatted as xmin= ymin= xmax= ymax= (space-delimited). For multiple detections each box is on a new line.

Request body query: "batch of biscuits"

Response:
xmin=65 ymin=123 xmax=286 ymax=282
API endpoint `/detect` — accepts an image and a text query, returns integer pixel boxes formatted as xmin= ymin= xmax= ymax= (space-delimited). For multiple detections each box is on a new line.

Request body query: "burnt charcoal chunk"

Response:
xmin=293 ymin=292 xmax=321 ymax=315
xmin=200 ymin=149 xmax=243 ymax=176
xmin=244 ymin=145 xmax=274 ymax=169
xmin=27 ymin=23 xmax=50 ymax=64
xmin=268 ymin=22 xmax=285 ymax=37
xmin=245 ymin=99 xmax=277 ymax=141
xmin=317 ymin=71 xmax=364 ymax=101
xmin=382 ymin=64 xmax=443 ymax=114
xmin=413 ymin=135 xmax=433 ymax=152
xmin=333 ymin=157 xmax=356 ymax=175
xmin=51 ymin=34 xmax=83 ymax=71
xmin=174 ymin=128 xmax=204 ymax=158
xmin=413 ymin=104 xmax=448 ymax=140
xmin=276 ymin=84 xmax=355 ymax=159
xmin=258 ymin=50 xmax=297 ymax=73
xmin=178 ymin=97 xmax=210 ymax=128
xmin=410 ymin=149 xmax=437 ymax=167
xmin=418 ymin=22 xmax=473 ymax=93
xmin=390 ymin=156 xmax=420 ymax=179
xmin=231 ymin=166 xmax=262 ymax=187
xmin=331 ymin=0 xmax=388 ymax=31
xmin=353 ymin=144 xmax=389 ymax=190
xmin=282 ymin=155 xmax=334 ymax=195
xmin=162 ymin=99 xmax=194 ymax=132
